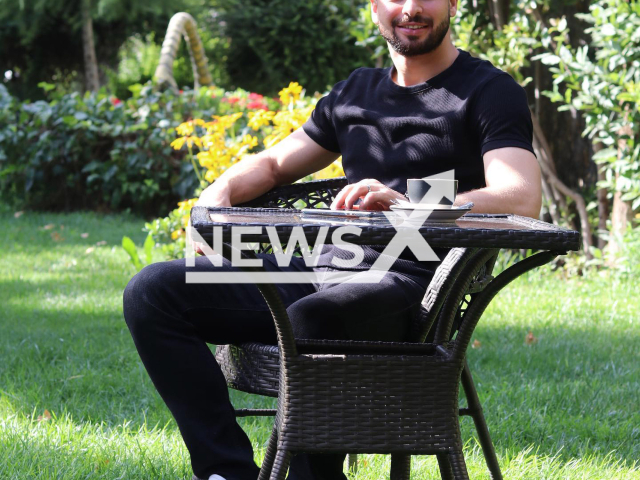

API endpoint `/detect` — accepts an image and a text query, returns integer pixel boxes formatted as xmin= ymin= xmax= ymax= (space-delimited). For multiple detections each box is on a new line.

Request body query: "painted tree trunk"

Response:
xmin=154 ymin=12 xmax=212 ymax=91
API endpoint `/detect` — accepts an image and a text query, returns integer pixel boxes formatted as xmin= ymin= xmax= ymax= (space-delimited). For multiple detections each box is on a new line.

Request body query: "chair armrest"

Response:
xmin=236 ymin=177 xmax=347 ymax=209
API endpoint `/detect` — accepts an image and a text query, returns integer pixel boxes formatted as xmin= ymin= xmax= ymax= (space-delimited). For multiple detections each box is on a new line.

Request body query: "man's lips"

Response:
xmin=395 ymin=23 xmax=430 ymax=35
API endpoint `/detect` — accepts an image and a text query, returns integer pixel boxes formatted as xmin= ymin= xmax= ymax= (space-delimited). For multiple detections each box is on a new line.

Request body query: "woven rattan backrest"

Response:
xmin=237 ymin=178 xmax=347 ymax=209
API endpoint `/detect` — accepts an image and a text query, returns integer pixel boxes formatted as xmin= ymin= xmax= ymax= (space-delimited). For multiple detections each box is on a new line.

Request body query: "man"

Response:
xmin=123 ymin=0 xmax=541 ymax=479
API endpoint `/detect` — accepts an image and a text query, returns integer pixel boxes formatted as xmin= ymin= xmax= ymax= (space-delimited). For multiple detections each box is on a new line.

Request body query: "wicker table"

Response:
xmin=191 ymin=200 xmax=581 ymax=480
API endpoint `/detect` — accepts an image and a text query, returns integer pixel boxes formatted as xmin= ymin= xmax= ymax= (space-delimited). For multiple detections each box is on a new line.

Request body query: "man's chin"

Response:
xmin=396 ymin=41 xmax=435 ymax=57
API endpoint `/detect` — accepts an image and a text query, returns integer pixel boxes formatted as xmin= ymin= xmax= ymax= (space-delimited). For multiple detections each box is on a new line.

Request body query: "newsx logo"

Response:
xmin=186 ymin=170 xmax=456 ymax=284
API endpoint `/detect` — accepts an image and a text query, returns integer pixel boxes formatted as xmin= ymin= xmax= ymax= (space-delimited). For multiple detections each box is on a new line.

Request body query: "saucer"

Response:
xmin=390 ymin=204 xmax=471 ymax=222
xmin=392 ymin=199 xmax=454 ymax=211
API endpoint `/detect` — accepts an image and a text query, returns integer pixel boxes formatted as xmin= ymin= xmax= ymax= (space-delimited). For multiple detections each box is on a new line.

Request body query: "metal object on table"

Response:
xmin=191 ymin=179 xmax=580 ymax=480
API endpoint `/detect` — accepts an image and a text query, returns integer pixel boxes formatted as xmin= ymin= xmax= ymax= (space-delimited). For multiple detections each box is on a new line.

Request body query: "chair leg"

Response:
xmin=269 ymin=448 xmax=292 ymax=480
xmin=390 ymin=454 xmax=411 ymax=480
xmin=448 ymin=451 xmax=470 ymax=480
xmin=259 ymin=426 xmax=279 ymax=480
xmin=461 ymin=361 xmax=504 ymax=480
xmin=347 ymin=453 xmax=358 ymax=474
xmin=437 ymin=454 xmax=454 ymax=480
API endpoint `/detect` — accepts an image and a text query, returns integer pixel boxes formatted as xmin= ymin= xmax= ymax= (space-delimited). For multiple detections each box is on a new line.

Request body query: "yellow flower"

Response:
xmin=241 ymin=134 xmax=259 ymax=149
xmin=171 ymin=229 xmax=184 ymax=240
xmin=279 ymin=82 xmax=303 ymax=105
xmin=200 ymin=133 xmax=225 ymax=151
xmin=247 ymin=110 xmax=275 ymax=130
xmin=197 ymin=151 xmax=215 ymax=168
xmin=312 ymin=158 xmax=345 ymax=180
xmin=171 ymin=136 xmax=202 ymax=150
xmin=177 ymin=198 xmax=198 ymax=210
xmin=176 ymin=119 xmax=205 ymax=136
xmin=170 ymin=137 xmax=187 ymax=150
xmin=205 ymin=170 xmax=217 ymax=183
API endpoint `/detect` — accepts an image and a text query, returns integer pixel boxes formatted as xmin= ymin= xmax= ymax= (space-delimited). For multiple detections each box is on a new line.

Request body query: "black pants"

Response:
xmin=123 ymin=254 xmax=433 ymax=480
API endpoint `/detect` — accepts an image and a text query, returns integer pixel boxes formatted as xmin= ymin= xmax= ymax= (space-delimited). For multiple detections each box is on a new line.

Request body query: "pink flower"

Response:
xmin=111 ymin=98 xmax=122 ymax=106
xmin=179 ymin=89 xmax=184 ymax=94
xmin=247 ymin=101 xmax=268 ymax=110
xmin=248 ymin=92 xmax=264 ymax=101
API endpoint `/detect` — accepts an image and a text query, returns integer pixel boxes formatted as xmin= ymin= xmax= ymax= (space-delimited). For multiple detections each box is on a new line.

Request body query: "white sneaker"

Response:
xmin=208 ymin=476 xmax=226 ymax=480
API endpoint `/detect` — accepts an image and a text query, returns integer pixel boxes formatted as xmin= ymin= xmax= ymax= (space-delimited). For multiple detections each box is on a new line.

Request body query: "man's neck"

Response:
xmin=390 ymin=37 xmax=460 ymax=87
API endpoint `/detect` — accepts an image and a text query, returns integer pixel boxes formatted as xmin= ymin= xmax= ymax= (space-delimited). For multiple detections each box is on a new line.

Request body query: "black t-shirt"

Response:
xmin=302 ymin=49 xmax=534 ymax=273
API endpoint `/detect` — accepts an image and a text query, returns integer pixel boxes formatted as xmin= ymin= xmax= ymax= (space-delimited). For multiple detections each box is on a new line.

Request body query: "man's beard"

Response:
xmin=379 ymin=14 xmax=450 ymax=57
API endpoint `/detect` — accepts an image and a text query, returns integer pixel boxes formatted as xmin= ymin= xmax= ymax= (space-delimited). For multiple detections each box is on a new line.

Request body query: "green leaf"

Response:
xmin=540 ymin=55 xmax=561 ymax=66
xmin=37 ymin=82 xmax=55 ymax=92
xmin=122 ymin=236 xmax=143 ymax=271
xmin=143 ymin=233 xmax=154 ymax=266
xmin=62 ymin=116 xmax=78 ymax=126
xmin=592 ymin=148 xmax=617 ymax=161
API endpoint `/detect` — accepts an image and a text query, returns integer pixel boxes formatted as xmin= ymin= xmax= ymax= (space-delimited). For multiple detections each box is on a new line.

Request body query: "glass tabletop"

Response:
xmin=191 ymin=206 xmax=581 ymax=251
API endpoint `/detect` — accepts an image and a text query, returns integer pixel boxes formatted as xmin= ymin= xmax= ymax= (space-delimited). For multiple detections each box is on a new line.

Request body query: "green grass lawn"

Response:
xmin=0 ymin=205 xmax=638 ymax=479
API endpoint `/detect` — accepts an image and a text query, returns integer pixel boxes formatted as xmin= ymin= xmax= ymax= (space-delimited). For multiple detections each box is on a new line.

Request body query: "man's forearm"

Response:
xmin=196 ymin=152 xmax=278 ymax=207
xmin=195 ymin=128 xmax=339 ymax=207
xmin=465 ymin=148 xmax=542 ymax=219
xmin=455 ymin=185 xmax=541 ymax=219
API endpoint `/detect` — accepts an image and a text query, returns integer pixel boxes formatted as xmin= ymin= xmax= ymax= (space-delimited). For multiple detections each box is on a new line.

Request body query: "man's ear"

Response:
xmin=370 ymin=0 xmax=379 ymax=25
xmin=450 ymin=0 xmax=458 ymax=17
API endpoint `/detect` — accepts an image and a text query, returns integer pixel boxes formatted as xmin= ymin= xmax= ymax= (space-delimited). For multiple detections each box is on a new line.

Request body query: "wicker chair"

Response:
xmin=211 ymin=178 xmax=556 ymax=479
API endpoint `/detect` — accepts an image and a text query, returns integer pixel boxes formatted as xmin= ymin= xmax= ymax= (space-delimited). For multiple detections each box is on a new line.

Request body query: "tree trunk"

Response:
xmin=607 ymin=123 xmax=634 ymax=260
xmin=531 ymin=113 xmax=594 ymax=258
xmin=610 ymin=185 xmax=633 ymax=244
xmin=593 ymin=143 xmax=610 ymax=250
xmin=540 ymin=174 xmax=560 ymax=225
xmin=486 ymin=0 xmax=510 ymax=30
xmin=81 ymin=0 xmax=99 ymax=92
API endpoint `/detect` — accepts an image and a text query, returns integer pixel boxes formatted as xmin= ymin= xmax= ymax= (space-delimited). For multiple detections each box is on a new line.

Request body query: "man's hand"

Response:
xmin=330 ymin=179 xmax=405 ymax=211
xmin=196 ymin=185 xmax=232 ymax=208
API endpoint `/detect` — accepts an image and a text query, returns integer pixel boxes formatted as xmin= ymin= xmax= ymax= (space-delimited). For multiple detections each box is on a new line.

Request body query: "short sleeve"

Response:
xmin=302 ymin=80 xmax=346 ymax=154
xmin=470 ymin=74 xmax=535 ymax=156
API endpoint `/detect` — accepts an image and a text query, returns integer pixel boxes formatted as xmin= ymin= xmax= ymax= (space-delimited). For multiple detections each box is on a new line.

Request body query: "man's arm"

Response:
xmin=196 ymin=128 xmax=340 ymax=206
xmin=454 ymin=147 xmax=542 ymax=218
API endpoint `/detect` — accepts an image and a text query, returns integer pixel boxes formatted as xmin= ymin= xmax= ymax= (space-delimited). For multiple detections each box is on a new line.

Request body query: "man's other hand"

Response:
xmin=331 ymin=179 xmax=405 ymax=211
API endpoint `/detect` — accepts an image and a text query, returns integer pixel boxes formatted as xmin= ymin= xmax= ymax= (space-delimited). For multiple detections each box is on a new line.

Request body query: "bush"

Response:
xmin=0 ymin=82 xmax=259 ymax=216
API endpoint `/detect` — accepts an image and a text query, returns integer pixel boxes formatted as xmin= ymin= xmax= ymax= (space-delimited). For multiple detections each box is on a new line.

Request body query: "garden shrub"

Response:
xmin=0 ymin=82 xmax=274 ymax=216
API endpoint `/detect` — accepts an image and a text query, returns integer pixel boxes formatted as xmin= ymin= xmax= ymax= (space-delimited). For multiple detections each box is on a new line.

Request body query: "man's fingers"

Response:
xmin=330 ymin=180 xmax=389 ymax=210
xmin=330 ymin=186 xmax=350 ymax=209
xmin=344 ymin=187 xmax=368 ymax=209
xmin=359 ymin=191 xmax=390 ymax=210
